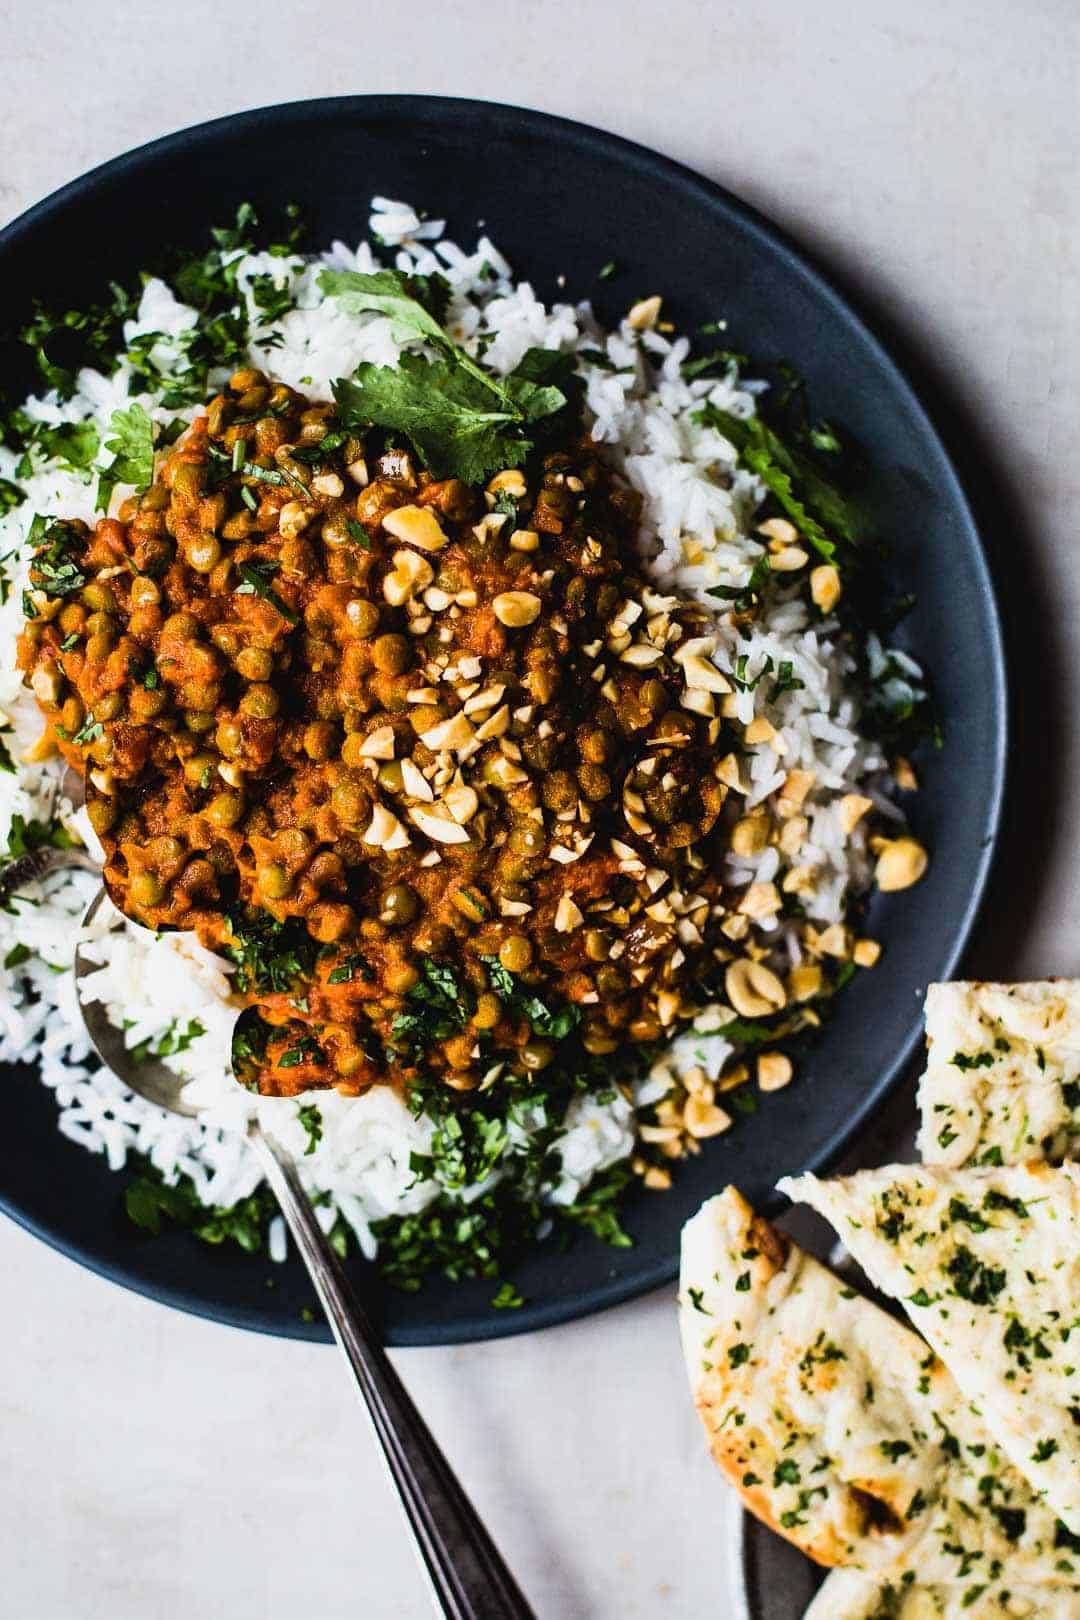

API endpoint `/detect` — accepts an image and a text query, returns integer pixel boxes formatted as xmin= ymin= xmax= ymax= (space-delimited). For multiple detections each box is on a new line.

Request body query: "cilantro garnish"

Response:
xmin=479 ymin=954 xmax=582 ymax=1043
xmin=39 ymin=420 xmax=102 ymax=473
xmin=278 ymin=1034 xmax=323 ymax=1070
xmin=327 ymin=952 xmax=373 ymax=986
xmin=391 ymin=957 xmax=470 ymax=1056
xmin=96 ymin=402 xmax=156 ymax=512
xmin=695 ymin=402 xmax=860 ymax=563
xmin=235 ymin=559 xmax=299 ymax=624
xmin=2 ymin=812 xmax=76 ymax=863
xmin=297 ymin=1103 xmax=323 ymax=1155
xmin=946 ymin=1246 xmax=1006 ymax=1305
xmin=27 ymin=515 xmax=87 ymax=598
xmin=124 ymin=1156 xmax=275 ymax=1252
xmin=129 ymin=1017 xmax=206 ymax=1064
xmin=323 ymin=269 xmax=575 ymax=482
xmin=72 ymin=713 xmax=104 ymax=747
xmin=706 ymin=554 xmax=772 ymax=611
xmin=223 ymin=911 xmax=321 ymax=994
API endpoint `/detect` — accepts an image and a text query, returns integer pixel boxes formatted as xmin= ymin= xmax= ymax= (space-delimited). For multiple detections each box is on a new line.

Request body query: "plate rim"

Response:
xmin=0 ymin=94 xmax=1009 ymax=1345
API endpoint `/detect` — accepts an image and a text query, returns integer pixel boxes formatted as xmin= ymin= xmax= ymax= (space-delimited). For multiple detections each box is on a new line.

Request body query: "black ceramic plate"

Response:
xmin=742 ymin=1513 xmax=821 ymax=1619
xmin=0 ymin=97 xmax=1007 ymax=1345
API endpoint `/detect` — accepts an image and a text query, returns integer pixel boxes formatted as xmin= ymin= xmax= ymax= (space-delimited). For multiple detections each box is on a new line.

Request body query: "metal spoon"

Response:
xmin=0 ymin=766 xmax=97 ymax=907
xmin=66 ymin=887 xmax=536 ymax=1620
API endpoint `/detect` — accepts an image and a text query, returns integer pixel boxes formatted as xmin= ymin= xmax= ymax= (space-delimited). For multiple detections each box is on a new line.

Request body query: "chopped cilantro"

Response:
xmin=235 ymin=559 xmax=299 ymax=624
xmin=297 ymin=1103 xmax=323 ymax=1156
xmin=949 ymin=1050 xmax=994 ymax=1071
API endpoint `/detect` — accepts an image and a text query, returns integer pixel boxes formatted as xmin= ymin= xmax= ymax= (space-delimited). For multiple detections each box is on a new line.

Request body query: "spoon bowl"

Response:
xmin=74 ymin=887 xmax=201 ymax=1117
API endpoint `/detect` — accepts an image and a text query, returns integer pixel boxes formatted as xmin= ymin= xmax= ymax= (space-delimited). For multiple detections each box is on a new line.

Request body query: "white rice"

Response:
xmin=0 ymin=198 xmax=918 ymax=1259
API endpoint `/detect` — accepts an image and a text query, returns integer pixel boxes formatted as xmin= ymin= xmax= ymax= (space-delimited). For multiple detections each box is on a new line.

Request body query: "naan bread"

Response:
xmin=806 ymin=1570 xmax=1079 ymax=1619
xmin=781 ymin=1164 xmax=1080 ymax=1532
xmin=919 ymin=981 xmax=1080 ymax=1167
xmin=679 ymin=1189 xmax=1073 ymax=1591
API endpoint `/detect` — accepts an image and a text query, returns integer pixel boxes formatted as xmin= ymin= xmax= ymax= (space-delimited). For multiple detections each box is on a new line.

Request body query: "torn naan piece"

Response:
xmin=919 ymin=981 xmax=1080 ymax=1168
xmin=781 ymin=1164 xmax=1080 ymax=1533
xmin=806 ymin=1569 xmax=1080 ymax=1619
xmin=679 ymin=1189 xmax=1075 ymax=1592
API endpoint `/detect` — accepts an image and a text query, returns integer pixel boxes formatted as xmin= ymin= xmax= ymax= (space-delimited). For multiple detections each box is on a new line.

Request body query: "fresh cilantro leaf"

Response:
xmin=706 ymin=554 xmax=772 ymax=611
xmin=124 ymin=1156 xmax=275 ymax=1252
xmin=478 ymin=954 xmax=580 ymax=1042
xmin=40 ymin=420 xmax=101 ymax=473
xmin=696 ymin=403 xmax=861 ymax=563
xmin=517 ymin=993 xmax=580 ymax=1042
xmin=96 ymin=402 xmax=155 ymax=512
xmin=334 ymin=355 xmax=542 ymax=485
xmin=483 ymin=955 xmax=516 ymax=999
xmin=0 ymin=477 xmax=23 ymax=514
xmin=72 ymin=713 xmax=104 ymax=747
xmin=326 ymin=270 xmax=570 ymax=481
xmin=392 ymin=957 xmax=470 ymax=1056
xmin=558 ymin=1161 xmax=634 ymax=1249
xmin=278 ymin=1033 xmax=323 ymax=1069
xmin=297 ymin=1103 xmax=323 ymax=1155
xmin=491 ymin=1281 xmax=525 ymax=1309
xmin=235 ymin=559 xmax=299 ymax=624
xmin=2 ymin=813 xmax=76 ymax=862
xmin=224 ymin=911 xmax=321 ymax=994
xmin=682 ymin=347 xmax=747 ymax=381
xmin=317 ymin=267 xmax=452 ymax=340
xmin=129 ymin=1016 xmax=206 ymax=1065
xmin=4 ymin=942 xmax=31 ymax=969
xmin=27 ymin=517 xmax=87 ymax=598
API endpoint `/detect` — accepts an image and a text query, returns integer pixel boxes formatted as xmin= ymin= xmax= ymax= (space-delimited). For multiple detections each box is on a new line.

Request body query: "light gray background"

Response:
xmin=2 ymin=3 xmax=1077 ymax=1616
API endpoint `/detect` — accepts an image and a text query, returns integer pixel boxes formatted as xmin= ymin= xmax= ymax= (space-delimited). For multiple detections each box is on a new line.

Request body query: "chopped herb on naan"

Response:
xmin=781 ymin=1164 xmax=1080 ymax=1533
xmin=919 ymin=981 xmax=1080 ymax=1167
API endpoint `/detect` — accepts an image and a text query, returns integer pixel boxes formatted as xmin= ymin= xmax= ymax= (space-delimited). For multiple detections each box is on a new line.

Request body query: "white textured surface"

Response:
xmin=1 ymin=2 xmax=1076 ymax=1616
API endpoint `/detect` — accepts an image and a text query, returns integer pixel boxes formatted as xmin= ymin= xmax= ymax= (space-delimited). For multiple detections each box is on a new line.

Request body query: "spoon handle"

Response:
xmin=248 ymin=1123 xmax=536 ymax=1620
